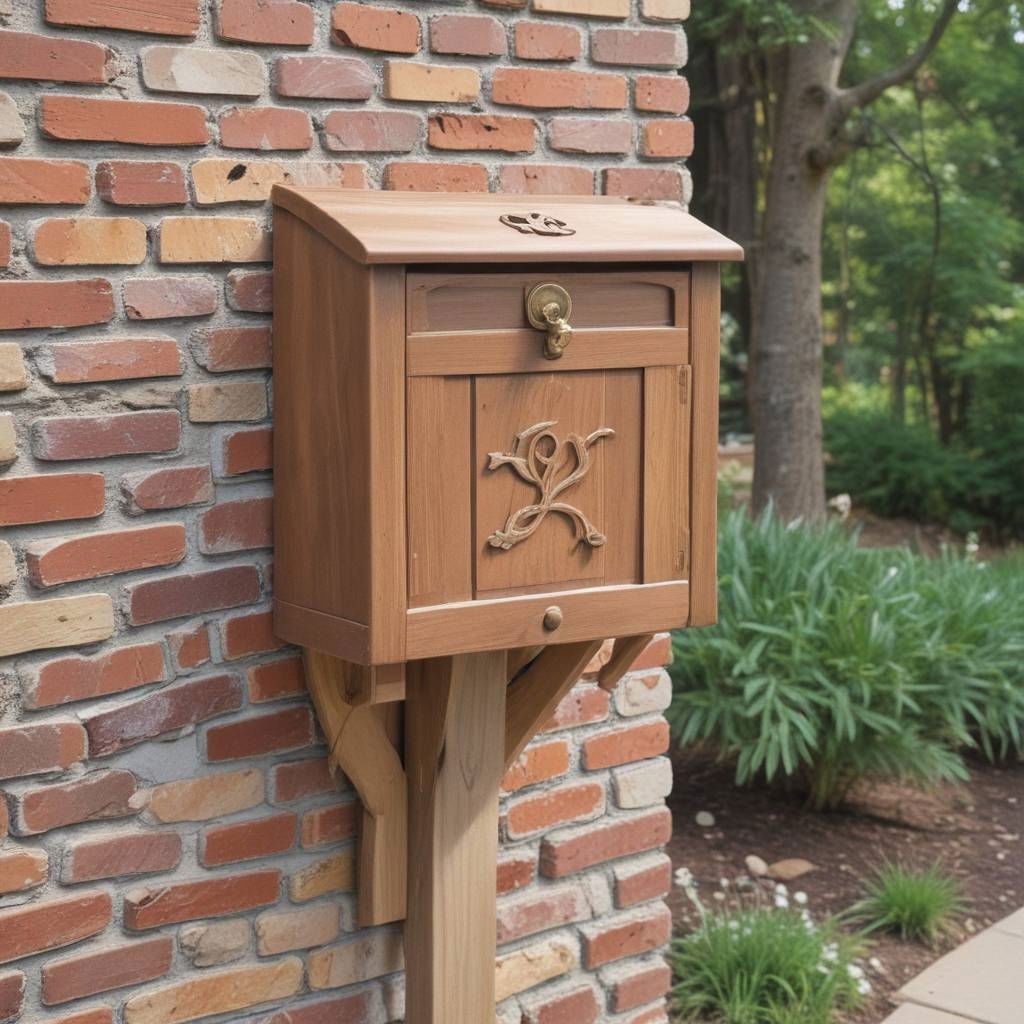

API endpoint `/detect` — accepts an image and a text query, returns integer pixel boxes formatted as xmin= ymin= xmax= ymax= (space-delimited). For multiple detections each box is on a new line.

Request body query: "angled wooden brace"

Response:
xmin=597 ymin=633 xmax=656 ymax=692
xmin=302 ymin=648 xmax=407 ymax=927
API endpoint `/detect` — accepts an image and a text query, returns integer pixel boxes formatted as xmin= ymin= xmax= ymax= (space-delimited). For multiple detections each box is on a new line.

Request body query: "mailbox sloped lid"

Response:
xmin=271 ymin=186 xmax=743 ymax=265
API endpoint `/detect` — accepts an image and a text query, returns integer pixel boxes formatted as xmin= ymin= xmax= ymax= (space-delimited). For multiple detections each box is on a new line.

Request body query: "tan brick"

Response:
xmin=191 ymin=158 xmax=365 ymax=204
xmin=179 ymin=919 xmax=250 ymax=968
xmin=385 ymin=162 xmax=487 ymax=192
xmin=612 ymin=757 xmax=673 ymax=808
xmin=591 ymin=27 xmax=685 ymax=67
xmin=0 ymin=344 xmax=26 ymax=391
xmin=33 ymin=217 xmax=147 ymax=266
xmin=307 ymin=930 xmax=403 ymax=989
xmin=289 ymin=850 xmax=355 ymax=901
xmin=332 ymin=3 xmax=420 ymax=54
xmin=549 ymin=117 xmax=632 ymax=153
xmin=160 ymin=217 xmax=270 ymax=263
xmin=0 ymin=594 xmax=113 ymax=658
xmin=642 ymin=0 xmax=689 ymax=20
xmin=188 ymin=380 xmax=268 ymax=423
xmin=275 ymin=55 xmax=374 ymax=99
xmin=532 ymin=0 xmax=628 ymax=17
xmin=0 ymin=91 xmax=25 ymax=146
xmin=0 ymin=540 xmax=15 ymax=585
xmin=0 ymin=849 xmax=48 ymax=895
xmin=123 ymin=959 xmax=302 ymax=1024
xmin=141 ymin=45 xmax=265 ymax=96
xmin=0 ymin=414 xmax=14 ymax=464
xmin=256 ymin=904 xmax=339 ymax=955
xmin=494 ymin=936 xmax=577 ymax=1001
xmin=614 ymin=671 xmax=672 ymax=716
xmin=429 ymin=114 xmax=534 ymax=153
xmin=139 ymin=767 xmax=263 ymax=823
xmin=384 ymin=61 xmax=480 ymax=103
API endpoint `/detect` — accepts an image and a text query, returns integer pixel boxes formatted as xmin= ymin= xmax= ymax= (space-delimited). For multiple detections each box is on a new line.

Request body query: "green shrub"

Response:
xmin=667 ymin=507 xmax=1024 ymax=808
xmin=671 ymin=907 xmax=866 ymax=1024
xmin=848 ymin=863 xmax=964 ymax=944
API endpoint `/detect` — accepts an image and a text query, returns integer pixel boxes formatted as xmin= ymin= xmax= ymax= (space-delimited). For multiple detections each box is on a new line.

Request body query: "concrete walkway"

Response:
xmin=882 ymin=908 xmax=1024 ymax=1024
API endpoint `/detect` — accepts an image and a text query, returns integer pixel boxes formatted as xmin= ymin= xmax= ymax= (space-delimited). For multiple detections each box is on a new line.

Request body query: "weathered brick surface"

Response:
xmin=0 ymin=4 xmax=686 ymax=1019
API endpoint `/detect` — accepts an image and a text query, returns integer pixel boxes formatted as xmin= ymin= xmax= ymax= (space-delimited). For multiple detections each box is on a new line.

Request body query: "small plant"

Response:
xmin=848 ymin=863 xmax=964 ymax=945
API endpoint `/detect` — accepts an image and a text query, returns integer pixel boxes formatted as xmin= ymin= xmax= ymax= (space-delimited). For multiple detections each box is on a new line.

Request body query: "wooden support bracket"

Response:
xmin=597 ymin=633 xmax=655 ymax=692
xmin=302 ymin=648 xmax=407 ymax=927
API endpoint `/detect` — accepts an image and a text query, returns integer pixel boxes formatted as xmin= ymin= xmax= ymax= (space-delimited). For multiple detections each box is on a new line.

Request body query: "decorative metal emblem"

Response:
xmin=499 ymin=212 xmax=576 ymax=237
xmin=486 ymin=420 xmax=613 ymax=551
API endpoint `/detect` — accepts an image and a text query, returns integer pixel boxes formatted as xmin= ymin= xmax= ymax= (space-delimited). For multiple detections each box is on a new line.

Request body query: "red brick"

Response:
xmin=97 ymin=161 xmax=188 ymax=206
xmin=0 ymin=892 xmax=111 ymax=964
xmin=44 ymin=0 xmax=201 ymax=36
xmin=32 ymin=216 xmax=147 ymax=267
xmin=0 ymin=279 xmax=113 ymax=330
xmin=275 ymin=55 xmax=374 ymax=99
xmin=541 ymin=807 xmax=671 ymax=878
xmin=272 ymin=758 xmax=345 ymax=803
xmin=385 ymin=162 xmax=487 ymax=192
xmin=0 ymin=804 xmax=6 ymax=842
xmin=217 ymin=0 xmax=314 ymax=46
xmin=122 ymin=464 xmax=213 ymax=512
xmin=41 ymin=95 xmax=209 ymax=146
xmin=40 ymin=338 xmax=182 ymax=384
xmin=615 ymin=856 xmax=672 ymax=908
xmin=521 ymin=985 xmax=599 ymax=1024
xmin=221 ymin=426 xmax=272 ymax=476
xmin=33 ymin=410 xmax=179 ymax=461
xmin=27 ymin=524 xmax=185 ymax=588
xmin=514 ymin=22 xmax=580 ymax=61
xmin=248 ymin=656 xmax=305 ymax=702
xmin=428 ymin=113 xmax=533 ymax=153
xmin=506 ymin=781 xmax=604 ymax=839
xmin=49 ymin=1009 xmax=113 ymax=1024
xmin=323 ymin=110 xmax=419 ymax=153
xmin=300 ymin=801 xmax=358 ymax=848
xmin=124 ymin=869 xmax=280 ymax=929
xmin=625 ymin=1008 xmax=668 ymax=1024
xmin=226 ymin=269 xmax=272 ymax=311
xmin=207 ymin=706 xmax=313 ymax=762
xmin=583 ymin=905 xmax=671 ymax=967
xmin=0 ymin=850 xmax=48 ymax=895
xmin=642 ymin=118 xmax=693 ymax=158
xmin=127 ymin=565 xmax=259 ymax=625
xmin=203 ymin=812 xmax=297 ymax=866
xmin=493 ymin=68 xmax=626 ymax=109
xmin=26 ymin=643 xmax=165 ymax=709
xmin=219 ymin=106 xmax=312 ymax=150
xmin=502 ymin=738 xmax=569 ymax=793
xmin=0 ymin=158 xmax=90 ymax=205
xmin=123 ymin=275 xmax=217 ymax=319
xmin=0 ymin=30 xmax=115 ymax=84
xmin=430 ymin=15 xmax=505 ymax=56
xmin=0 ymin=973 xmax=23 ymax=1023
xmin=16 ymin=770 xmax=136 ymax=836
xmin=630 ymin=632 xmax=672 ymax=671
xmin=603 ymin=166 xmax=683 ymax=200
xmin=168 ymin=622 xmax=211 ymax=670
xmin=583 ymin=721 xmax=669 ymax=770
xmin=332 ymin=3 xmax=420 ymax=54
xmin=41 ymin=936 xmax=172 ymax=1005
xmin=63 ymin=832 xmax=183 ymax=883
xmin=634 ymin=75 xmax=688 ymax=114
xmin=221 ymin=607 xmax=282 ymax=659
xmin=0 ymin=722 xmax=85 ymax=781
xmin=0 ymin=473 xmax=103 ymax=527
xmin=497 ymin=884 xmax=590 ymax=944
xmin=496 ymin=850 xmax=535 ymax=895
xmin=499 ymin=164 xmax=593 ymax=195
xmin=85 ymin=674 xmax=243 ymax=756
xmin=0 ymin=223 xmax=9 ymax=268
xmin=591 ymin=28 xmax=684 ymax=67
xmin=239 ymin=992 xmax=375 ymax=1024
xmin=612 ymin=961 xmax=671 ymax=1011
xmin=192 ymin=325 xmax=271 ymax=371
xmin=543 ymin=683 xmax=609 ymax=731
xmin=199 ymin=498 xmax=272 ymax=555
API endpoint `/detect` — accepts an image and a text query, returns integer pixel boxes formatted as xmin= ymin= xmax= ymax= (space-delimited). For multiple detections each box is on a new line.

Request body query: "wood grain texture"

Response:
xmin=597 ymin=633 xmax=656 ymax=692
xmin=405 ymin=651 xmax=507 ymax=1024
xmin=688 ymin=263 xmax=721 ymax=626
xmin=505 ymin=640 xmax=603 ymax=768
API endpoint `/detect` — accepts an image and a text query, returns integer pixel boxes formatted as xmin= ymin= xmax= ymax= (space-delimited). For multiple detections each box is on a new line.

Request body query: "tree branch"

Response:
xmin=837 ymin=0 xmax=958 ymax=116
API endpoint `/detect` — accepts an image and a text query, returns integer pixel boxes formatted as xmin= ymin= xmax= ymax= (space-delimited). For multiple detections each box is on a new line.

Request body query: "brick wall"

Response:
xmin=0 ymin=1 xmax=690 ymax=1022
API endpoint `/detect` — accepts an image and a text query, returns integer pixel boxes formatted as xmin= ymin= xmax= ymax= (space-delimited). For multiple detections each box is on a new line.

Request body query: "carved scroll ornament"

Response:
xmin=486 ymin=420 xmax=614 ymax=551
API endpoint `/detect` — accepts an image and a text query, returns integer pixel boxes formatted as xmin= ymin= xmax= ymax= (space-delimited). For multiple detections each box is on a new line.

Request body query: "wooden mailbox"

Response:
xmin=271 ymin=188 xmax=742 ymax=1023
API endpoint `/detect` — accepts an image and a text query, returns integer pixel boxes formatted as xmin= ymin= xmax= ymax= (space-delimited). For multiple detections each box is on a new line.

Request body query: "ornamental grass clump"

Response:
xmin=667 ymin=506 xmax=1024 ymax=809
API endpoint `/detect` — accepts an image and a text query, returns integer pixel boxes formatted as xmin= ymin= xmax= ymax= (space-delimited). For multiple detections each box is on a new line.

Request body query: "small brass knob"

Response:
xmin=542 ymin=606 xmax=563 ymax=631
xmin=526 ymin=283 xmax=573 ymax=360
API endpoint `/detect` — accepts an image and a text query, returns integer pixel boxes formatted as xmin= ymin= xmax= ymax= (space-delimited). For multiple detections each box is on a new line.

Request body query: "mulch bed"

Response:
xmin=665 ymin=749 xmax=1024 ymax=1022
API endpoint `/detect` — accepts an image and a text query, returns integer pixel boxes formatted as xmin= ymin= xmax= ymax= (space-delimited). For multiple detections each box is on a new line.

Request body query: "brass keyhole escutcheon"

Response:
xmin=526 ymin=283 xmax=573 ymax=360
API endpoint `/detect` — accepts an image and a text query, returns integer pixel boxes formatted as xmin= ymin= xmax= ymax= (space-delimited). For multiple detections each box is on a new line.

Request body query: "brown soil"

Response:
xmin=665 ymin=750 xmax=1024 ymax=1023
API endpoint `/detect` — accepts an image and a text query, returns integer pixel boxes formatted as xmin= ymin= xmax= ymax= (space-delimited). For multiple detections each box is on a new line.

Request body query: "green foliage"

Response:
xmin=671 ymin=908 xmax=865 ymax=1024
xmin=667 ymin=507 xmax=1024 ymax=809
xmin=689 ymin=0 xmax=833 ymax=53
xmin=848 ymin=863 xmax=964 ymax=944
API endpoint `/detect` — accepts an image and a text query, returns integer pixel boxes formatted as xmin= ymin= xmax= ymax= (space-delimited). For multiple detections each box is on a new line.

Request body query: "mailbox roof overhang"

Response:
xmin=271 ymin=186 xmax=744 ymax=265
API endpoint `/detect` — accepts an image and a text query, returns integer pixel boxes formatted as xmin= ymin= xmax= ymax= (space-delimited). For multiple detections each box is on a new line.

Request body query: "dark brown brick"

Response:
xmin=127 ymin=565 xmax=261 ymax=626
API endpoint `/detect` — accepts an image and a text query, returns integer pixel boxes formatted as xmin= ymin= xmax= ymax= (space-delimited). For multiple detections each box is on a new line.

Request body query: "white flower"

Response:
xmin=674 ymin=867 xmax=694 ymax=889
xmin=794 ymin=891 xmax=808 ymax=905
xmin=847 ymin=964 xmax=865 ymax=980
xmin=719 ymin=877 xmax=730 ymax=889
xmin=857 ymin=979 xmax=872 ymax=996
xmin=885 ymin=565 xmax=899 ymax=580
xmin=774 ymin=883 xmax=788 ymax=895
xmin=828 ymin=493 xmax=852 ymax=521
xmin=773 ymin=894 xmax=790 ymax=909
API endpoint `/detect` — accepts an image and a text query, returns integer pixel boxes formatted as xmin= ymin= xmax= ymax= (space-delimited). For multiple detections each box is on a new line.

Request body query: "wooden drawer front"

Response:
xmin=406 ymin=270 xmax=689 ymax=377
